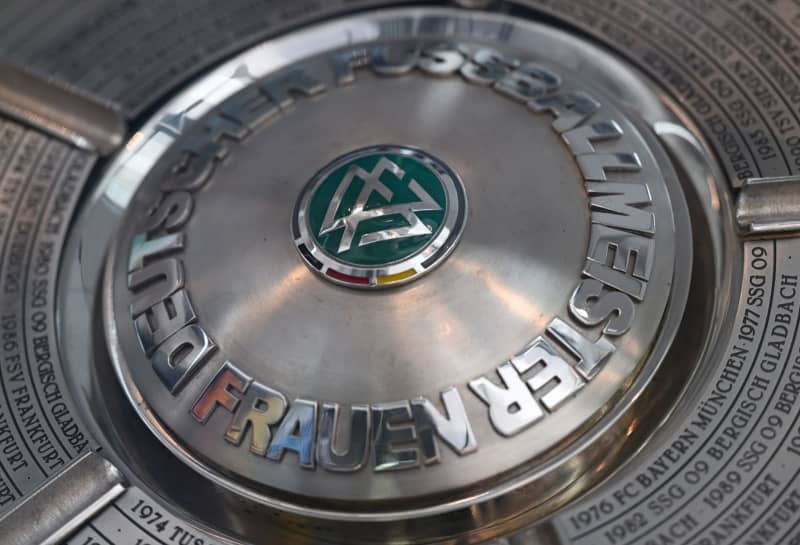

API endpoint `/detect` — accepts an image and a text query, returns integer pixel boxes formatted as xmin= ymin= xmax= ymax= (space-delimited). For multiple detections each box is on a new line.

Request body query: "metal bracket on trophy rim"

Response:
xmin=0 ymin=64 xmax=126 ymax=156
xmin=736 ymin=175 xmax=800 ymax=236
xmin=0 ymin=452 xmax=125 ymax=545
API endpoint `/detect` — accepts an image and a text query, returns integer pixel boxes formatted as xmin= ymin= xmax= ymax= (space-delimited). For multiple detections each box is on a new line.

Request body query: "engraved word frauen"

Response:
xmin=191 ymin=363 xmax=476 ymax=472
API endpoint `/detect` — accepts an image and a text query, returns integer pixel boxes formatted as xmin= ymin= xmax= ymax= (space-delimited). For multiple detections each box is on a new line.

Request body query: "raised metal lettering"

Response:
xmin=495 ymin=62 xmax=561 ymax=102
xmin=546 ymin=317 xmax=614 ymax=379
xmin=267 ymin=399 xmax=317 ymax=468
xmin=128 ymin=232 xmax=184 ymax=272
xmin=191 ymin=362 xmax=249 ymax=423
xmin=331 ymin=48 xmax=371 ymax=85
xmin=562 ymin=120 xmax=624 ymax=155
xmin=418 ymin=43 xmax=465 ymax=76
xmin=469 ymin=363 xmax=543 ymax=437
xmin=225 ymin=381 xmax=287 ymax=456
xmin=372 ymin=401 xmax=419 ymax=472
xmin=134 ymin=288 xmax=197 ymax=355
xmin=142 ymin=191 xmax=193 ymax=235
xmin=371 ymin=43 xmax=420 ymax=76
xmin=511 ymin=337 xmax=585 ymax=411
xmin=588 ymin=182 xmax=655 ymax=238
xmin=460 ymin=48 xmax=518 ymax=85
xmin=569 ymin=278 xmax=636 ymax=336
xmin=221 ymin=85 xmax=280 ymax=130
xmin=160 ymin=141 xmax=223 ymax=192
xmin=529 ymin=91 xmax=600 ymax=133
xmin=127 ymin=257 xmax=184 ymax=316
xmin=152 ymin=324 xmax=217 ymax=394
xmin=588 ymin=223 xmax=655 ymax=281
xmin=317 ymin=403 xmax=370 ymax=472
xmin=260 ymin=69 xmax=325 ymax=109
xmin=412 ymin=388 xmax=477 ymax=463
xmin=577 ymin=153 xmax=642 ymax=182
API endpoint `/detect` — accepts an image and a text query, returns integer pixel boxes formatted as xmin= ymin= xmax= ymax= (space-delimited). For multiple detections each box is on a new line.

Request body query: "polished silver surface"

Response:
xmin=0 ymin=453 xmax=124 ymax=545
xmin=736 ymin=175 xmax=800 ymax=234
xmin=54 ymin=8 xmax=700 ymax=544
xmin=29 ymin=3 xmax=782 ymax=545
xmin=0 ymin=64 xmax=125 ymax=155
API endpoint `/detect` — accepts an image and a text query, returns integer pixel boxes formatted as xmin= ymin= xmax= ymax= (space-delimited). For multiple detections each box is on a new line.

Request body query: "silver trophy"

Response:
xmin=0 ymin=2 xmax=799 ymax=544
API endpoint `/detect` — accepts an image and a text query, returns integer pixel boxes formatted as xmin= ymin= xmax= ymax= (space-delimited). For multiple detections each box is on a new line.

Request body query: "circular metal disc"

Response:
xmin=6 ymin=0 xmax=794 ymax=543
xmin=102 ymin=21 xmax=689 ymax=519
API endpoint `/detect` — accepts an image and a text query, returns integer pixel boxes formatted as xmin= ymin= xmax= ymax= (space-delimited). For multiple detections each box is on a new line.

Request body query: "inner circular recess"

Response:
xmin=188 ymin=71 xmax=587 ymax=403
xmin=101 ymin=25 xmax=686 ymax=518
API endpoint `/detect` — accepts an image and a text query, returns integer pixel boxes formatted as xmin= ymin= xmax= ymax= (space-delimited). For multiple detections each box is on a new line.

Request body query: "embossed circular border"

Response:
xmin=88 ymin=7 xmax=698 ymax=531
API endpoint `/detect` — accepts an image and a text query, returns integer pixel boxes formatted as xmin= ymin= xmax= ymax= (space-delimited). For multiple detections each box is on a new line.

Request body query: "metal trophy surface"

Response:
xmin=0 ymin=2 xmax=799 ymax=545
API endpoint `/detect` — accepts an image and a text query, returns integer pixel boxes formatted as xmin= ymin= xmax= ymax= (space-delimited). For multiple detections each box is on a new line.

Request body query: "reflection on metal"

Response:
xmin=736 ymin=175 xmax=800 ymax=235
xmin=0 ymin=453 xmax=124 ymax=545
xmin=452 ymin=0 xmax=495 ymax=8
xmin=52 ymin=6 xmax=727 ymax=545
xmin=0 ymin=64 xmax=125 ymax=155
